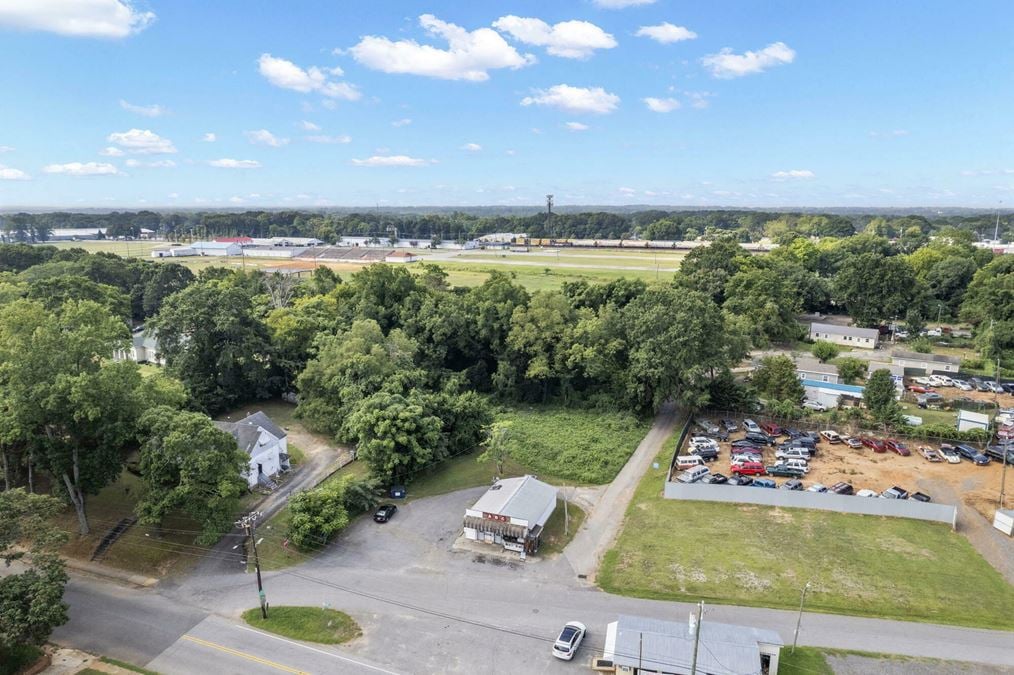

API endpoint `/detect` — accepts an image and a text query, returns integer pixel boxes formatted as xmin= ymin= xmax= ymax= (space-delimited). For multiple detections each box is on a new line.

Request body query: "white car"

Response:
xmin=689 ymin=436 xmax=719 ymax=450
xmin=924 ymin=328 xmax=942 ymax=337
xmin=802 ymin=400 xmax=827 ymax=412
xmin=913 ymin=376 xmax=933 ymax=386
xmin=856 ymin=489 xmax=879 ymax=498
xmin=928 ymin=375 xmax=952 ymax=387
xmin=806 ymin=483 xmax=828 ymax=493
xmin=953 ymin=379 xmax=973 ymax=391
xmin=552 ymin=622 xmax=586 ymax=661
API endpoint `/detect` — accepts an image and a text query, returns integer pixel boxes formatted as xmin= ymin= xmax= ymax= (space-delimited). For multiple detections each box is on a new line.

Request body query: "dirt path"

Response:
xmin=926 ymin=479 xmax=1014 ymax=585
xmin=563 ymin=402 xmax=680 ymax=580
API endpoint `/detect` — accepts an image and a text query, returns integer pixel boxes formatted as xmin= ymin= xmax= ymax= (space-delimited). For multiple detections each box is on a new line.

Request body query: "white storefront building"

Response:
xmin=463 ymin=475 xmax=557 ymax=556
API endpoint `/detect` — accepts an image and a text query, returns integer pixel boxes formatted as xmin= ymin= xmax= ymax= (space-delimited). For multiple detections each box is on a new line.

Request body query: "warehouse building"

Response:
xmin=891 ymin=350 xmax=961 ymax=375
xmin=463 ymin=475 xmax=556 ymax=556
xmin=191 ymin=241 xmax=242 ymax=256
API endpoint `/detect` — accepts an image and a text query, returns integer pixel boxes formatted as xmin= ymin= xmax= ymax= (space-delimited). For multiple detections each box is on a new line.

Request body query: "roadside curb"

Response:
xmin=64 ymin=558 xmax=159 ymax=588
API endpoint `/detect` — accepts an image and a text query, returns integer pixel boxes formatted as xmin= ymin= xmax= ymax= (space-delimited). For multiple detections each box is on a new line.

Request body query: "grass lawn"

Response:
xmin=495 ymin=405 xmax=652 ymax=484
xmin=779 ymin=647 xmax=833 ymax=674
xmin=242 ymin=606 xmax=361 ymax=644
xmin=0 ymin=644 xmax=42 ymax=675
xmin=898 ymin=401 xmax=957 ymax=427
xmin=99 ymin=657 xmax=160 ymax=674
xmin=539 ymin=498 xmax=586 ymax=557
xmin=433 ymin=260 xmax=666 ymax=291
xmin=598 ymin=449 xmax=1014 ymax=631
xmin=403 ymin=449 xmax=530 ymax=501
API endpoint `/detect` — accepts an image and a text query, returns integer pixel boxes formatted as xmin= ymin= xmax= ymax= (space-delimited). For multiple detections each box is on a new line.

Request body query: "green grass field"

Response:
xmin=242 ymin=606 xmax=361 ymax=644
xmin=539 ymin=498 xmax=586 ymax=557
xmin=779 ymin=647 xmax=833 ymax=675
xmin=598 ymin=448 xmax=1014 ymax=630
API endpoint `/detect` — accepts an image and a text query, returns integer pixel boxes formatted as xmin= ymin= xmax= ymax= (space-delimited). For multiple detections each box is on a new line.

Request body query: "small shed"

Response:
xmin=957 ymin=410 xmax=990 ymax=432
xmin=385 ymin=251 xmax=420 ymax=263
xmin=463 ymin=475 xmax=556 ymax=555
xmin=993 ymin=509 xmax=1014 ymax=537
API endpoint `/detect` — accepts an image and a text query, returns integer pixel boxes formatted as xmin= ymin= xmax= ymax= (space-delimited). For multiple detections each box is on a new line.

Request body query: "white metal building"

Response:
xmin=800 ymin=380 xmax=865 ymax=409
xmin=957 ymin=410 xmax=990 ymax=432
xmin=891 ymin=350 xmax=961 ymax=374
xmin=809 ymin=322 xmax=880 ymax=349
xmin=191 ymin=241 xmax=242 ymax=256
xmin=463 ymin=475 xmax=557 ymax=555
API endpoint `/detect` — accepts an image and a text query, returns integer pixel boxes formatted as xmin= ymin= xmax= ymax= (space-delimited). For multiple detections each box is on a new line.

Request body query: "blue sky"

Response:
xmin=1 ymin=0 xmax=1012 ymax=209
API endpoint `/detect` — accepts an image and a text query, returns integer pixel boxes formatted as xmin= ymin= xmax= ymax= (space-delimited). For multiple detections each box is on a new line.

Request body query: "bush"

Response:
xmin=901 ymin=424 xmax=990 ymax=443
xmin=961 ymin=357 xmax=984 ymax=370
xmin=908 ymin=337 xmax=933 ymax=353
xmin=811 ymin=340 xmax=842 ymax=363
xmin=836 ymin=357 xmax=867 ymax=384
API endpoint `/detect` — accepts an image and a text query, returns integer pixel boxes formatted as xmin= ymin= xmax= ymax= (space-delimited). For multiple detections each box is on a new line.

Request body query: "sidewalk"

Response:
xmin=63 ymin=558 xmax=158 ymax=588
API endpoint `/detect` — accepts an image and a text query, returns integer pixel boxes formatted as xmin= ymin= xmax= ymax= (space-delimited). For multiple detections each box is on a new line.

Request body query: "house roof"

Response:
xmin=810 ymin=322 xmax=880 ymax=340
xmin=387 ymin=251 xmax=416 ymax=257
xmin=191 ymin=240 xmax=239 ymax=249
xmin=610 ymin=615 xmax=782 ymax=675
xmin=794 ymin=357 xmax=838 ymax=376
xmin=469 ymin=475 xmax=557 ymax=524
xmin=215 ymin=236 xmax=253 ymax=244
xmin=891 ymin=350 xmax=961 ymax=365
xmin=801 ymin=379 xmax=865 ymax=394
xmin=130 ymin=327 xmax=158 ymax=351
xmin=957 ymin=410 xmax=990 ymax=424
xmin=214 ymin=411 xmax=286 ymax=457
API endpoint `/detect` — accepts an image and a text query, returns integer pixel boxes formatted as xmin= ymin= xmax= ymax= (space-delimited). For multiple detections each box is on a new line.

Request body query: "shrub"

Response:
xmin=961 ymin=357 xmax=984 ymax=370
xmin=811 ymin=340 xmax=842 ymax=363
xmin=836 ymin=357 xmax=867 ymax=384
xmin=908 ymin=337 xmax=933 ymax=353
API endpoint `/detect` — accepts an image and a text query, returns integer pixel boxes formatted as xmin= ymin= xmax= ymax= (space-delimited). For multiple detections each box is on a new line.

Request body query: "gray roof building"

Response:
xmin=809 ymin=322 xmax=879 ymax=340
xmin=891 ymin=350 xmax=961 ymax=365
xmin=214 ymin=411 xmax=287 ymax=457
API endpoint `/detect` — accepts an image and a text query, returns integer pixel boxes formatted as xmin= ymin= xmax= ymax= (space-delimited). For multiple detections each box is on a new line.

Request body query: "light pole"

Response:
xmin=792 ymin=581 xmax=812 ymax=653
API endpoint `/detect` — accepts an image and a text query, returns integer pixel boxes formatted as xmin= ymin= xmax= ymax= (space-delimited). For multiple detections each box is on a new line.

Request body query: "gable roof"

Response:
xmin=794 ymin=357 xmax=838 ymax=376
xmin=469 ymin=475 xmax=557 ymax=524
xmin=891 ymin=350 xmax=961 ymax=365
xmin=213 ymin=411 xmax=286 ymax=457
xmin=810 ymin=322 xmax=879 ymax=339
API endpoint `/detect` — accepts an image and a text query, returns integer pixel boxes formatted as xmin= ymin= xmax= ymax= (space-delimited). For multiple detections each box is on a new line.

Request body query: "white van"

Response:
xmin=777 ymin=458 xmax=810 ymax=474
xmin=675 ymin=455 xmax=706 ymax=470
xmin=676 ymin=465 xmax=710 ymax=484
xmin=819 ymin=430 xmax=842 ymax=444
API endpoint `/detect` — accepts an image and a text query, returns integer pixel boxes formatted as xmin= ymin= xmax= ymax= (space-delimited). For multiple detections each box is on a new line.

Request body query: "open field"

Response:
xmin=599 ymin=445 xmax=1014 ymax=630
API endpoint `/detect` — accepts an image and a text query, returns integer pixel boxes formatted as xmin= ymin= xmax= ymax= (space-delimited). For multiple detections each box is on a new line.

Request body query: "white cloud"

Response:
xmin=0 ymin=0 xmax=154 ymax=38
xmin=961 ymin=168 xmax=1014 ymax=177
xmin=0 ymin=145 xmax=14 ymax=153
xmin=350 ymin=155 xmax=434 ymax=167
xmin=124 ymin=158 xmax=175 ymax=168
xmin=304 ymin=134 xmax=351 ymax=144
xmin=492 ymin=16 xmax=616 ymax=59
xmin=505 ymin=149 xmax=517 ymax=155
xmin=392 ymin=118 xmax=413 ymax=127
xmin=200 ymin=133 xmax=216 ymax=143
xmin=167 ymin=192 xmax=179 ymax=199
xmin=299 ymin=120 xmax=321 ymax=131
xmin=349 ymin=14 xmax=535 ymax=82
xmin=245 ymin=129 xmax=289 ymax=147
xmin=119 ymin=99 xmax=167 ymax=117
xmin=685 ymin=91 xmax=713 ymax=109
xmin=208 ymin=158 xmax=261 ymax=169
xmin=618 ymin=186 xmax=637 ymax=195
xmin=701 ymin=42 xmax=795 ymax=78
xmin=107 ymin=128 xmax=176 ymax=154
xmin=229 ymin=196 xmax=244 ymax=204
xmin=522 ymin=84 xmax=619 ymax=114
xmin=565 ymin=121 xmax=589 ymax=131
xmin=0 ymin=164 xmax=30 ymax=180
xmin=771 ymin=169 xmax=815 ymax=180
xmin=643 ymin=97 xmax=681 ymax=113
xmin=461 ymin=142 xmax=482 ymax=151
xmin=593 ymin=0 xmax=655 ymax=7
xmin=635 ymin=22 xmax=697 ymax=44
xmin=43 ymin=161 xmax=119 ymax=176
xmin=257 ymin=53 xmax=361 ymax=100
xmin=99 ymin=146 xmax=124 ymax=157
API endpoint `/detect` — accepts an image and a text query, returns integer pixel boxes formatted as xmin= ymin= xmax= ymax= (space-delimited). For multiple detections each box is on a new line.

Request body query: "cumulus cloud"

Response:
xmin=43 ymin=162 xmax=119 ymax=176
xmin=521 ymin=84 xmax=620 ymax=114
xmin=0 ymin=164 xmax=30 ymax=180
xmin=0 ymin=146 xmax=13 ymax=153
xmin=258 ymin=53 xmax=361 ymax=100
xmin=351 ymin=155 xmax=434 ymax=167
xmin=0 ymin=0 xmax=155 ymax=38
xmin=685 ymin=91 xmax=714 ymax=109
xmin=391 ymin=118 xmax=413 ymax=127
xmin=201 ymin=132 xmax=216 ymax=142
xmin=124 ymin=159 xmax=175 ymax=168
xmin=107 ymin=128 xmax=176 ymax=154
xmin=99 ymin=146 xmax=125 ymax=157
xmin=208 ymin=158 xmax=261 ymax=169
xmin=245 ymin=129 xmax=289 ymax=147
xmin=593 ymin=0 xmax=655 ymax=7
xmin=771 ymin=169 xmax=815 ymax=180
xmin=299 ymin=120 xmax=321 ymax=131
xmin=701 ymin=41 xmax=795 ymax=78
xmin=565 ymin=121 xmax=589 ymax=131
xmin=461 ymin=142 xmax=482 ymax=151
xmin=119 ymin=99 xmax=167 ymax=117
xmin=618 ymin=186 xmax=637 ymax=194
xmin=492 ymin=16 xmax=616 ymax=59
xmin=304 ymin=134 xmax=351 ymax=144
xmin=635 ymin=22 xmax=697 ymax=44
xmin=643 ymin=97 xmax=681 ymax=113
xmin=349 ymin=14 xmax=535 ymax=82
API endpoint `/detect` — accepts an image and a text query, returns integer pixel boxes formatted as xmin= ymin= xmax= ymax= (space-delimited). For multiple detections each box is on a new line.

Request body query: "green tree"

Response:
xmin=925 ymin=257 xmax=976 ymax=316
xmin=477 ymin=422 xmax=512 ymax=477
xmin=811 ymin=340 xmax=842 ymax=363
xmin=865 ymin=369 xmax=902 ymax=426
xmin=833 ymin=253 xmax=920 ymax=326
xmin=287 ymin=478 xmax=352 ymax=550
xmin=136 ymin=406 xmax=248 ymax=544
xmin=751 ymin=355 xmax=805 ymax=403
xmin=502 ymin=291 xmax=579 ymax=400
xmin=673 ymin=238 xmax=749 ymax=304
xmin=960 ymin=256 xmax=1014 ymax=327
xmin=139 ymin=262 xmax=195 ymax=318
xmin=904 ymin=308 xmax=926 ymax=336
xmin=836 ymin=357 xmax=867 ymax=384
xmin=723 ymin=267 xmax=801 ymax=346
xmin=347 ymin=391 xmax=443 ymax=483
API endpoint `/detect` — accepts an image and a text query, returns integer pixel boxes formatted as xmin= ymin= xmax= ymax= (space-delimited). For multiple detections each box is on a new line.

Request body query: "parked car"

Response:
xmin=727 ymin=475 xmax=754 ymax=486
xmin=843 ymin=436 xmax=863 ymax=449
xmin=884 ymin=439 xmax=911 ymax=457
xmin=984 ymin=444 xmax=1014 ymax=464
xmin=806 ymin=483 xmax=829 ymax=493
xmin=744 ymin=432 xmax=776 ymax=447
xmin=759 ymin=421 xmax=784 ymax=437
xmin=856 ymin=488 xmax=879 ymax=498
xmin=881 ymin=486 xmax=909 ymax=500
xmin=689 ymin=446 xmax=719 ymax=462
xmin=819 ymin=430 xmax=843 ymax=444
xmin=694 ymin=419 xmax=721 ymax=436
xmin=743 ymin=418 xmax=762 ymax=434
xmin=913 ymin=376 xmax=933 ymax=386
xmin=552 ymin=622 xmax=586 ymax=661
xmin=907 ymin=385 xmax=934 ymax=394
xmin=954 ymin=444 xmax=991 ymax=466
xmin=676 ymin=466 xmax=711 ymax=484
xmin=830 ymin=482 xmax=854 ymax=495
xmin=916 ymin=392 xmax=944 ymax=407
xmin=775 ymin=447 xmax=811 ymax=462
xmin=373 ymin=504 xmax=398 ymax=523
xmin=927 ymin=375 xmax=952 ymax=387
xmin=919 ymin=446 xmax=942 ymax=462
xmin=952 ymin=379 xmax=973 ymax=391
xmin=731 ymin=450 xmax=763 ymax=463
xmin=689 ymin=435 xmax=718 ymax=448
xmin=775 ymin=458 xmax=810 ymax=474
xmin=938 ymin=444 xmax=962 ymax=464
xmin=780 ymin=435 xmax=816 ymax=449
xmin=730 ymin=461 xmax=766 ymax=476
xmin=782 ymin=478 xmax=804 ymax=491
xmin=986 ymin=381 xmax=1006 ymax=393
xmin=752 ymin=478 xmax=777 ymax=489
xmin=861 ymin=437 xmax=887 ymax=453
xmin=975 ymin=380 xmax=992 ymax=392
xmin=730 ymin=440 xmax=765 ymax=451
xmin=911 ymin=491 xmax=932 ymax=503
xmin=1001 ymin=383 xmax=1014 ymax=394
xmin=802 ymin=400 xmax=828 ymax=412
xmin=767 ymin=464 xmax=805 ymax=477
xmin=676 ymin=455 xmax=706 ymax=470
xmin=720 ymin=418 xmax=739 ymax=432
xmin=701 ymin=472 xmax=728 ymax=485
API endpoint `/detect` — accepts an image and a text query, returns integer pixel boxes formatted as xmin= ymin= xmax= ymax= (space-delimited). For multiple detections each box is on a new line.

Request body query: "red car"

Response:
xmin=759 ymin=422 xmax=783 ymax=437
xmin=885 ymin=439 xmax=911 ymax=456
xmin=907 ymin=385 xmax=935 ymax=394
xmin=861 ymin=437 xmax=887 ymax=453
xmin=730 ymin=461 xmax=767 ymax=476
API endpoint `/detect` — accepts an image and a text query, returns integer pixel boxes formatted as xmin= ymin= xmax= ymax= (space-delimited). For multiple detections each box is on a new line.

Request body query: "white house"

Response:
xmin=385 ymin=251 xmax=420 ymax=263
xmin=113 ymin=327 xmax=164 ymax=366
xmin=794 ymin=357 xmax=839 ymax=384
xmin=809 ymin=322 xmax=880 ymax=349
xmin=191 ymin=241 xmax=242 ymax=256
xmin=891 ymin=350 xmax=961 ymax=374
xmin=214 ymin=411 xmax=290 ymax=489
xmin=463 ymin=475 xmax=556 ymax=556
xmin=596 ymin=614 xmax=784 ymax=675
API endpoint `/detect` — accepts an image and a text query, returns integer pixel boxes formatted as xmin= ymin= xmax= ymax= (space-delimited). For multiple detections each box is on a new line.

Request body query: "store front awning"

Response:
xmin=463 ymin=515 xmax=528 ymax=540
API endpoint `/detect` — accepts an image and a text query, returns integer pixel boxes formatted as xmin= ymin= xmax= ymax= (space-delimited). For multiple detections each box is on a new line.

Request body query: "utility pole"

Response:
xmin=236 ymin=512 xmax=268 ymax=619
xmin=563 ymin=483 xmax=569 ymax=536
xmin=792 ymin=581 xmax=812 ymax=654
xmin=689 ymin=601 xmax=704 ymax=675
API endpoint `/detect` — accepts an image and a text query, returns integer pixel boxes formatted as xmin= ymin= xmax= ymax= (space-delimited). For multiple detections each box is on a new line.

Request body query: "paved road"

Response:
xmin=564 ymin=402 xmax=680 ymax=579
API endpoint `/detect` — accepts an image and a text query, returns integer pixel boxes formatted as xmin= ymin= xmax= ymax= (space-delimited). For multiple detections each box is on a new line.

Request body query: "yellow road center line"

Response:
xmin=181 ymin=634 xmax=310 ymax=674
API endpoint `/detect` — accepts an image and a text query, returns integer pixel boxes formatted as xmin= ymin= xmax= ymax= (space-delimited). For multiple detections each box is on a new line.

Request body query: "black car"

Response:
xmin=731 ymin=439 xmax=765 ymax=450
xmin=766 ymin=464 xmax=805 ymax=478
xmin=373 ymin=504 xmax=398 ymax=523
xmin=701 ymin=472 xmax=728 ymax=485
xmin=720 ymin=418 xmax=739 ymax=432
xmin=954 ymin=444 xmax=991 ymax=466
xmin=690 ymin=446 xmax=719 ymax=461
xmin=1001 ymin=383 xmax=1014 ymax=394
xmin=911 ymin=491 xmax=932 ymax=503
xmin=744 ymin=432 xmax=775 ymax=447
xmin=830 ymin=482 xmax=854 ymax=496
xmin=727 ymin=475 xmax=754 ymax=486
